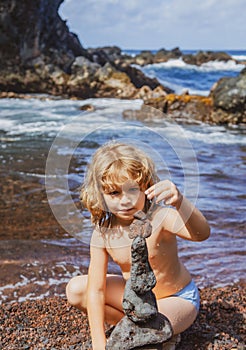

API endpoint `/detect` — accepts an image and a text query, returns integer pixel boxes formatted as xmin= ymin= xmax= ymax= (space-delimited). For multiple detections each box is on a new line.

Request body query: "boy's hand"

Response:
xmin=145 ymin=180 xmax=183 ymax=208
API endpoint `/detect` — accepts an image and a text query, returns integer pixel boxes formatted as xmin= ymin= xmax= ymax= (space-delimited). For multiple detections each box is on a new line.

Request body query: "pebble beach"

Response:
xmin=0 ymin=283 xmax=245 ymax=349
xmin=0 ymin=173 xmax=245 ymax=349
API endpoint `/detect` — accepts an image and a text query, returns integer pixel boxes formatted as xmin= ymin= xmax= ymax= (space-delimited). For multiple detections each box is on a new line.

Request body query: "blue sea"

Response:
xmin=123 ymin=49 xmax=246 ymax=95
xmin=0 ymin=49 xmax=245 ymax=303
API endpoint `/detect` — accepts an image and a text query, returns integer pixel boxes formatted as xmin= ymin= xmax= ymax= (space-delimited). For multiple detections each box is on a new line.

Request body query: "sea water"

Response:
xmin=0 ymin=50 xmax=245 ymax=303
xmin=124 ymin=49 xmax=245 ymax=95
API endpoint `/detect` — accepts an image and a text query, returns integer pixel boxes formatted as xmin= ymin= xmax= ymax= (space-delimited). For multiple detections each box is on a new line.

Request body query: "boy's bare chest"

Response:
xmin=105 ymin=230 xmax=174 ymax=273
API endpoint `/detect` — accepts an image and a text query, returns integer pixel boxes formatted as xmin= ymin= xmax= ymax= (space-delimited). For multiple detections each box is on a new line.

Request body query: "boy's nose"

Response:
xmin=120 ymin=193 xmax=132 ymax=205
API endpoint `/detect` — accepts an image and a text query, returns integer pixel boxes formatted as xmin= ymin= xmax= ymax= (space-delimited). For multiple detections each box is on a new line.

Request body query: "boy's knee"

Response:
xmin=66 ymin=276 xmax=86 ymax=307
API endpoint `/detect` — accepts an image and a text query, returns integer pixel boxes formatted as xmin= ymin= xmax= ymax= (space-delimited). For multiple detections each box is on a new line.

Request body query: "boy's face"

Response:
xmin=103 ymin=180 xmax=145 ymax=224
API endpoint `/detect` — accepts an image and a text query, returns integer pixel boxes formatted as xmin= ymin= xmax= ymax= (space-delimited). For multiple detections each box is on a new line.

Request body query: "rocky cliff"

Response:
xmin=0 ymin=0 xmax=86 ymax=68
xmin=0 ymin=0 xmax=170 ymax=99
xmin=0 ymin=0 xmax=245 ymax=124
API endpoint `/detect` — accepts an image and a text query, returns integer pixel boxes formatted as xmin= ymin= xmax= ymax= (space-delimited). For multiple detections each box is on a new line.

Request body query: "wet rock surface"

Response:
xmin=123 ymin=85 xmax=246 ymax=125
xmin=209 ymin=67 xmax=246 ymax=124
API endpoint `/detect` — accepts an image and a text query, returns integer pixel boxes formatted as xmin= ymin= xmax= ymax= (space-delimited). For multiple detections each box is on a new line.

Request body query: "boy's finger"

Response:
xmin=145 ymin=185 xmax=155 ymax=194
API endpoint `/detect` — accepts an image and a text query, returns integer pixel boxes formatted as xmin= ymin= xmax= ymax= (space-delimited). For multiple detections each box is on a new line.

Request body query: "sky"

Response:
xmin=59 ymin=0 xmax=245 ymax=51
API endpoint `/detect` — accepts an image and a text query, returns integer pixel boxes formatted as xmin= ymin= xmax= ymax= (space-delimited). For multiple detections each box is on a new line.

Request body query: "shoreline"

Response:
xmin=1 ymin=282 xmax=245 ymax=349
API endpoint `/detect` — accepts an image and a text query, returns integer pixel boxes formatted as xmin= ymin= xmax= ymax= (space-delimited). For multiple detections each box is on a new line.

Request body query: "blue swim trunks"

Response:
xmin=173 ymin=280 xmax=200 ymax=311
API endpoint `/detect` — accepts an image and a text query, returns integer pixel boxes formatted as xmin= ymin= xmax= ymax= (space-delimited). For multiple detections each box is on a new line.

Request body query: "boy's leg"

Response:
xmin=66 ymin=274 xmax=125 ymax=324
xmin=66 ymin=275 xmax=88 ymax=311
xmin=157 ymin=296 xmax=198 ymax=335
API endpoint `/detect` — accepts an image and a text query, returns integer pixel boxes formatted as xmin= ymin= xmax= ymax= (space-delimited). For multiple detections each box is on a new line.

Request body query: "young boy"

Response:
xmin=66 ymin=142 xmax=210 ymax=349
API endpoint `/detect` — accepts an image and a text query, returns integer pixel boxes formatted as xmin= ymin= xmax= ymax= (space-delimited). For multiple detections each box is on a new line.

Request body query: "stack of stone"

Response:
xmin=106 ymin=210 xmax=174 ymax=350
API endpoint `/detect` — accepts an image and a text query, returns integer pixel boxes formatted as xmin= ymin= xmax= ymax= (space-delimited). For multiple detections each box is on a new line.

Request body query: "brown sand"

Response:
xmin=0 ymin=283 xmax=245 ymax=349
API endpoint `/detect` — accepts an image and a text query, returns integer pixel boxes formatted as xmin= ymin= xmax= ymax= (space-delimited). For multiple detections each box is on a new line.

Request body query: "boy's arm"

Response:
xmin=146 ymin=180 xmax=210 ymax=241
xmin=87 ymin=230 xmax=109 ymax=349
xmin=162 ymin=196 xmax=210 ymax=241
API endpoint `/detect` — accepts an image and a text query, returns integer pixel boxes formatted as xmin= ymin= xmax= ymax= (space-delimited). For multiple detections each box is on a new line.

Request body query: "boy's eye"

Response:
xmin=109 ymin=190 xmax=120 ymax=196
xmin=128 ymin=187 xmax=139 ymax=193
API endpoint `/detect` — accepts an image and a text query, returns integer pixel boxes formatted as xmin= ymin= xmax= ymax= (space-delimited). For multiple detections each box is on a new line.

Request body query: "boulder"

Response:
xmin=183 ymin=50 xmax=233 ymax=66
xmin=87 ymin=46 xmax=123 ymax=65
xmin=120 ymin=48 xmax=235 ymax=67
xmin=135 ymin=50 xmax=155 ymax=66
xmin=116 ymin=63 xmax=173 ymax=93
xmin=123 ymin=69 xmax=246 ymax=125
xmin=106 ymin=314 xmax=173 ymax=350
xmin=209 ymin=68 xmax=246 ymax=124
xmin=123 ymin=94 xmax=213 ymax=124
xmin=154 ymin=47 xmax=182 ymax=63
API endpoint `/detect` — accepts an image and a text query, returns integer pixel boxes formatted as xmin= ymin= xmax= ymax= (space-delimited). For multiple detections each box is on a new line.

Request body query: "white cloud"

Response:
xmin=59 ymin=0 xmax=245 ymax=50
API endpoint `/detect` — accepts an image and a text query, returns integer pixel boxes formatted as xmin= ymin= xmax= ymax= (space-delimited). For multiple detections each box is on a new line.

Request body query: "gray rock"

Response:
xmin=123 ymin=278 xmax=158 ymax=323
xmin=210 ymin=67 xmax=246 ymax=124
xmin=106 ymin=210 xmax=173 ymax=349
xmin=106 ymin=314 xmax=173 ymax=350
xmin=129 ymin=235 xmax=156 ymax=295
xmin=71 ymin=57 xmax=100 ymax=76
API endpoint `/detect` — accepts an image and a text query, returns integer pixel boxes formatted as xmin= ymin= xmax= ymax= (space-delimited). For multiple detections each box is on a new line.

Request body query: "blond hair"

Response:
xmin=80 ymin=141 xmax=159 ymax=226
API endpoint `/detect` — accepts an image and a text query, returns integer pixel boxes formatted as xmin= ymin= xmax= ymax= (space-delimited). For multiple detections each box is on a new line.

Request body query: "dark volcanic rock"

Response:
xmin=183 ymin=50 xmax=233 ymax=66
xmin=106 ymin=314 xmax=173 ymax=350
xmin=121 ymin=47 xmax=235 ymax=67
xmin=122 ymin=236 xmax=158 ymax=323
xmin=0 ymin=1 xmax=168 ymax=99
xmin=210 ymin=67 xmax=246 ymax=124
xmin=107 ymin=212 xmax=173 ymax=349
xmin=87 ymin=45 xmax=123 ymax=65
xmin=123 ymin=95 xmax=214 ymax=125
xmin=128 ymin=235 xmax=156 ymax=295
xmin=0 ymin=0 xmax=87 ymax=68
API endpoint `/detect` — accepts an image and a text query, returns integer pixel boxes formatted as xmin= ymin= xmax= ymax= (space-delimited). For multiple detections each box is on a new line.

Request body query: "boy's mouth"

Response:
xmin=119 ymin=208 xmax=135 ymax=213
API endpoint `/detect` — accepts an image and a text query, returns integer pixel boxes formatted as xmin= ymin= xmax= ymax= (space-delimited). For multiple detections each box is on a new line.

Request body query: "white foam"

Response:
xmin=0 ymin=98 xmax=143 ymax=138
xmin=143 ymin=58 xmax=244 ymax=72
xmin=0 ymin=260 xmax=83 ymax=304
xmin=200 ymin=59 xmax=245 ymax=72
xmin=232 ymin=54 xmax=246 ymax=61
xmin=153 ymin=123 xmax=246 ymax=145
xmin=7 ymin=120 xmax=63 ymax=136
xmin=0 ymin=118 xmax=16 ymax=131
xmin=157 ymin=78 xmax=210 ymax=96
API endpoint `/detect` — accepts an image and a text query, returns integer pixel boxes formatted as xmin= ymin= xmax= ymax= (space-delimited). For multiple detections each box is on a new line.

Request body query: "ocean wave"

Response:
xmin=144 ymin=58 xmax=245 ymax=72
xmin=0 ymin=118 xmax=16 ymax=131
xmin=153 ymin=123 xmax=246 ymax=145
xmin=156 ymin=77 xmax=210 ymax=96
xmin=0 ymin=98 xmax=142 ymax=138
xmin=232 ymin=54 xmax=246 ymax=61
xmin=7 ymin=120 xmax=64 ymax=136
xmin=200 ymin=60 xmax=245 ymax=72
